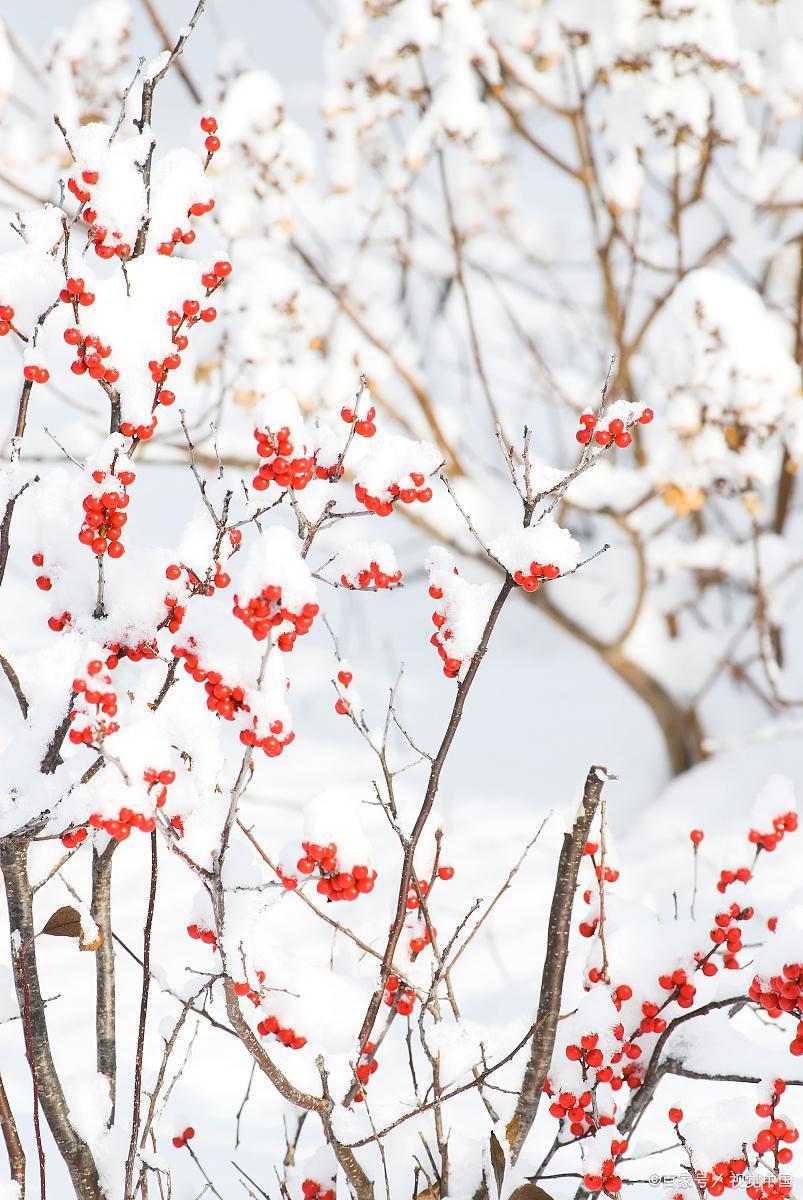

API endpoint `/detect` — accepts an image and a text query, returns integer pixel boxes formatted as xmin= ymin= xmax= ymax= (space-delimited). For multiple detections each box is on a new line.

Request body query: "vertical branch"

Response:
xmin=505 ymin=765 xmax=613 ymax=1163
xmin=17 ymin=937 xmax=46 ymax=1199
xmin=124 ymin=831 xmax=158 ymax=1200
xmin=0 ymin=839 xmax=103 ymax=1200
xmin=0 ymin=1072 xmax=25 ymax=1192
xmin=91 ymin=841 xmax=117 ymax=1116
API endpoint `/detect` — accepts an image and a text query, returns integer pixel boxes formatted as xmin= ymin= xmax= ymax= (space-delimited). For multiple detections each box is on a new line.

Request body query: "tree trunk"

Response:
xmin=91 ymin=842 xmax=117 ymax=1117
xmin=0 ymin=838 xmax=105 ymax=1200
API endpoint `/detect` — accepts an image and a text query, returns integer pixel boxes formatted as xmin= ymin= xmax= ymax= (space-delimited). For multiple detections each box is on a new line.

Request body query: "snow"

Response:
xmin=490 ymin=517 xmax=582 ymax=575
xmin=2 ymin=1 xmax=803 ymax=1197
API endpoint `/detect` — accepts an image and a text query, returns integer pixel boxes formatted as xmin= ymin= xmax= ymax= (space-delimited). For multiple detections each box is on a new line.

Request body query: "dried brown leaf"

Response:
xmin=41 ymin=905 xmax=83 ymax=939
xmin=490 ymin=1130 xmax=506 ymax=1194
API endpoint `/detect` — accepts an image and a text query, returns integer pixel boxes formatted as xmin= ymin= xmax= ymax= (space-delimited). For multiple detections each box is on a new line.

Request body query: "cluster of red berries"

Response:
xmin=340 ymin=401 xmax=376 ymax=437
xmin=88 ymin=806 xmax=156 ymax=841
xmin=406 ymin=865 xmax=454 ymax=908
xmin=187 ymin=923 xmax=217 ymax=948
xmin=69 ymin=660 xmax=119 ymax=746
xmin=156 ymin=194 xmax=215 ymax=254
xmin=750 ymin=963 xmax=803 ymax=1055
xmin=65 ymin=329 xmax=119 ymax=384
xmin=575 ymin=408 xmax=653 ymax=447
xmin=513 ymin=561 xmax=561 ymax=592
xmin=239 ymin=714 xmax=295 ymax=758
xmin=23 ymin=365 xmax=50 ymax=385
xmin=384 ymin=976 xmax=415 ymax=1016
xmin=171 ymin=1126 xmax=195 ymax=1150
xmin=287 ymin=840 xmax=377 ymax=902
xmin=352 ymin=1040 xmax=380 ymax=1103
xmin=582 ymin=1144 xmax=628 ymax=1196
xmin=78 ymin=467 xmax=134 ymax=558
xmin=162 ymin=593 xmax=187 ymax=634
xmin=340 ymin=560 xmax=402 ymax=590
xmin=301 ymin=1180 xmax=334 ymax=1200
xmin=566 ymin=1027 xmax=642 ymax=1092
xmin=69 ymin=170 xmax=133 ymax=260
xmin=61 ymin=827 xmax=88 ymax=850
xmin=750 ymin=1082 xmax=797 ymax=1186
xmin=705 ymin=903 xmax=752 ymax=971
xmin=46 ymin=609 xmax=71 ymax=633
xmin=749 ymin=810 xmax=798 ymax=852
xmin=165 ymin=562 xmax=207 ymax=593
xmin=334 ymin=668 xmax=353 ymax=717
xmin=144 ymin=766 xmax=175 ymax=811
xmin=252 ymin=423 xmax=315 ymax=492
xmin=233 ymin=586 xmax=319 ymax=649
xmin=428 ymin=581 xmax=464 ymax=679
xmin=354 ymin=474 xmax=432 ymax=518
xmin=0 ymin=303 xmax=15 ymax=336
xmin=232 ymin=969 xmax=266 ymax=1006
xmin=717 ymin=865 xmax=751 ymax=894
xmin=32 ymin=553 xmax=54 ymax=593
xmin=175 ymin=647 xmax=250 ymax=720
xmin=547 ymin=1087 xmax=597 ymax=1137
xmin=256 ymin=1014 xmax=306 ymax=1050
xmin=201 ymin=113 xmax=220 ymax=155
xmin=409 ymin=924 xmax=434 ymax=956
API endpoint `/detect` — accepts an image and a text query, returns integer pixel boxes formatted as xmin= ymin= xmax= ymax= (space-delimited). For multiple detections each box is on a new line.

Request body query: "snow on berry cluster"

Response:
xmin=426 ymin=547 xmax=496 ymax=678
xmin=173 ymin=639 xmax=295 ymax=759
xmin=233 ymin=527 xmax=319 ymax=651
xmin=278 ymin=794 xmax=376 ymax=902
xmin=336 ymin=541 xmax=402 ymax=590
xmin=576 ymin=401 xmax=653 ymax=448
xmin=78 ymin=454 xmax=135 ymax=559
xmin=489 ymin=516 xmax=582 ymax=591
xmin=69 ymin=657 xmax=119 ymax=747
xmin=353 ymin=433 xmax=440 ymax=516
xmin=252 ymin=388 xmax=317 ymax=492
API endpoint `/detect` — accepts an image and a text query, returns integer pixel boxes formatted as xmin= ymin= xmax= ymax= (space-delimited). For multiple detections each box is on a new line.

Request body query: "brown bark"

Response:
xmin=0 ymin=1071 xmax=25 ymax=1192
xmin=91 ymin=842 xmax=117 ymax=1115
xmin=0 ymin=838 xmax=104 ymax=1200
xmin=505 ymin=765 xmax=611 ymax=1163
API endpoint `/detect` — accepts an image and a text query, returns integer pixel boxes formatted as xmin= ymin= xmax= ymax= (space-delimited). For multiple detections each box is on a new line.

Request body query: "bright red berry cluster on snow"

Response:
xmin=187 ymin=923 xmax=217 ymax=948
xmin=252 ymin=423 xmax=315 ymax=492
xmin=384 ymin=975 xmax=415 ymax=1016
xmin=354 ymin=473 xmax=432 ymax=518
xmin=171 ymin=1125 xmax=195 ymax=1150
xmin=513 ymin=560 xmax=561 ymax=592
xmin=302 ymin=1179 xmax=335 ymax=1200
xmin=582 ymin=1140 xmax=629 ymax=1196
xmin=78 ymin=466 xmax=134 ymax=558
xmin=351 ymin=1039 xmax=380 ymax=1103
xmin=68 ymin=659 xmax=119 ymax=745
xmin=340 ymin=401 xmax=376 ymax=437
xmin=575 ymin=408 xmax=653 ymax=447
xmin=69 ymin=168 xmax=132 ymax=260
xmin=340 ymin=559 xmax=402 ymax=590
xmin=286 ymin=840 xmax=376 ymax=902
xmin=0 ymin=302 xmax=15 ymax=336
xmin=750 ymin=964 xmax=803 ymax=1056
xmin=256 ymin=1012 xmax=306 ymax=1050
xmin=749 ymin=810 xmax=798 ymax=852
xmin=23 ymin=364 xmax=50 ymax=385
xmin=61 ymin=827 xmax=88 ymax=850
xmin=233 ymin=586 xmax=319 ymax=648
xmin=428 ymin=580 xmax=464 ymax=679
